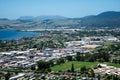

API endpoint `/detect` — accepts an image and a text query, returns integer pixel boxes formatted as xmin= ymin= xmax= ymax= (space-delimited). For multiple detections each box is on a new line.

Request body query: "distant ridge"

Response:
xmin=98 ymin=11 xmax=120 ymax=17
xmin=80 ymin=11 xmax=120 ymax=27
xmin=0 ymin=11 xmax=120 ymax=30
xmin=18 ymin=15 xmax=67 ymax=21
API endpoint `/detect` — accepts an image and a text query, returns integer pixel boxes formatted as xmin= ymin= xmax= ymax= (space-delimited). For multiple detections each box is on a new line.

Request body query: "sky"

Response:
xmin=0 ymin=0 xmax=120 ymax=19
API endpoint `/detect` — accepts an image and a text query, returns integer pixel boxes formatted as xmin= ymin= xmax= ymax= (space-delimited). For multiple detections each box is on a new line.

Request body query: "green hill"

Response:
xmin=0 ymin=11 xmax=120 ymax=30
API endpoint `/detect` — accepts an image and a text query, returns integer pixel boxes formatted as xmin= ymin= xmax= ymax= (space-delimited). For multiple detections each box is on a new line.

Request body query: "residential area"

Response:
xmin=0 ymin=34 xmax=120 ymax=80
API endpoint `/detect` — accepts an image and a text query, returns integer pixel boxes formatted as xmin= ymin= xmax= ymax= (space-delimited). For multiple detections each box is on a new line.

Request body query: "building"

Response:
xmin=9 ymin=73 xmax=25 ymax=80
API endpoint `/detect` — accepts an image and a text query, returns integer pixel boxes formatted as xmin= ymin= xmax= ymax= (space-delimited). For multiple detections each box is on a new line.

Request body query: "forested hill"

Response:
xmin=0 ymin=11 xmax=120 ymax=30
xmin=80 ymin=11 xmax=120 ymax=27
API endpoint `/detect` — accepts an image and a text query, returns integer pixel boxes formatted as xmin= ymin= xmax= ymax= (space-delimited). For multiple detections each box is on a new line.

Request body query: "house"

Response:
xmin=104 ymin=36 xmax=119 ymax=42
xmin=97 ymin=64 xmax=107 ymax=68
xmin=9 ymin=73 xmax=25 ymax=80
xmin=65 ymin=41 xmax=88 ymax=47
xmin=43 ymin=48 xmax=53 ymax=56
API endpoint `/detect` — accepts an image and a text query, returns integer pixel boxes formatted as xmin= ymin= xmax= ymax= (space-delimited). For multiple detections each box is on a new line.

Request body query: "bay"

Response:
xmin=0 ymin=30 xmax=40 ymax=40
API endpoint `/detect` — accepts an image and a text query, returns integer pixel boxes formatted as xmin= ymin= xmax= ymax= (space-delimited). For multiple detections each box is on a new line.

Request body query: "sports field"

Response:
xmin=51 ymin=61 xmax=120 ymax=71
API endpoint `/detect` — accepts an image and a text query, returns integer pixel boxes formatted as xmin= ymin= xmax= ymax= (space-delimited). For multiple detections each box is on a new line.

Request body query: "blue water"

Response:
xmin=0 ymin=30 xmax=40 ymax=40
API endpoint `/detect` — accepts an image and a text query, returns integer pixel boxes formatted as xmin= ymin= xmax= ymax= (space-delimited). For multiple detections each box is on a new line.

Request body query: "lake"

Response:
xmin=0 ymin=30 xmax=40 ymax=40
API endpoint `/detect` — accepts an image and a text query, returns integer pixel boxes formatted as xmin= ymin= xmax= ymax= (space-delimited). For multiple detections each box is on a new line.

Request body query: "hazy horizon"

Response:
xmin=0 ymin=0 xmax=120 ymax=19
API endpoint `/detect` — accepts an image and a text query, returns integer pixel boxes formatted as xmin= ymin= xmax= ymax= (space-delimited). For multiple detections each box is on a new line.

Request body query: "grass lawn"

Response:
xmin=106 ymin=63 xmax=120 ymax=68
xmin=51 ymin=61 xmax=120 ymax=71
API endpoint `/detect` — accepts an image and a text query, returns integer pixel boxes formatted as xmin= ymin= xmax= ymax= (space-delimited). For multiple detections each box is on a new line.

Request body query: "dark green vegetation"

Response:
xmin=104 ymin=74 xmax=120 ymax=80
xmin=71 ymin=63 xmax=74 ymax=72
xmin=0 ymin=11 xmax=120 ymax=30
xmin=102 ymin=42 xmax=120 ymax=63
xmin=36 ymin=61 xmax=51 ymax=73
xmin=4 ymin=72 xmax=10 ymax=80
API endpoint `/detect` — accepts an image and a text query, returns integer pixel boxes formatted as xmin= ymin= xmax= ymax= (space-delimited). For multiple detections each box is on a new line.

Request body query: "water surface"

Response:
xmin=0 ymin=30 xmax=40 ymax=40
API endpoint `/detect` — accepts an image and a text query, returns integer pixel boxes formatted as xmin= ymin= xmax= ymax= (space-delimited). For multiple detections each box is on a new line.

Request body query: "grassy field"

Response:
xmin=106 ymin=63 xmax=120 ymax=68
xmin=51 ymin=61 xmax=120 ymax=71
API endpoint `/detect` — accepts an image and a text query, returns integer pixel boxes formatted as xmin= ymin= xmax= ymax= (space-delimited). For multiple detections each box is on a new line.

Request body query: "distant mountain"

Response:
xmin=35 ymin=15 xmax=67 ymax=20
xmin=17 ymin=16 xmax=34 ymax=22
xmin=18 ymin=15 xmax=67 ymax=21
xmin=18 ymin=16 xmax=34 ymax=20
xmin=0 ymin=11 xmax=120 ymax=30
xmin=80 ymin=11 xmax=120 ymax=27
xmin=98 ymin=11 xmax=120 ymax=18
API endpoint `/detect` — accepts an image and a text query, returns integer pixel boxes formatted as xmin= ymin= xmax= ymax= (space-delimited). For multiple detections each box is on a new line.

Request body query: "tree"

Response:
xmin=4 ymin=72 xmax=10 ymax=80
xmin=14 ymin=68 xmax=21 ymax=75
xmin=88 ymin=55 xmax=95 ymax=62
xmin=76 ymin=52 xmax=84 ymax=61
xmin=31 ymin=65 xmax=36 ymax=70
xmin=76 ymin=52 xmax=81 ymax=61
xmin=37 ymin=61 xmax=50 ymax=70
xmin=48 ymin=60 xmax=54 ymax=67
xmin=80 ymin=66 xmax=87 ymax=74
xmin=66 ymin=56 xmax=73 ymax=61
xmin=59 ymin=58 xmax=65 ymax=63
xmin=71 ymin=63 xmax=74 ymax=73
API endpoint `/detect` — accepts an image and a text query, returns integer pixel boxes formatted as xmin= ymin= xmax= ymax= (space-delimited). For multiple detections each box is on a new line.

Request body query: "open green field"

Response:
xmin=106 ymin=63 xmax=120 ymax=68
xmin=51 ymin=61 xmax=120 ymax=71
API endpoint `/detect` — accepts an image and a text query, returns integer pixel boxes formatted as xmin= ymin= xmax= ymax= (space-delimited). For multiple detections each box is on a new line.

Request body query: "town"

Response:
xmin=0 ymin=0 xmax=120 ymax=80
xmin=0 ymin=29 xmax=120 ymax=80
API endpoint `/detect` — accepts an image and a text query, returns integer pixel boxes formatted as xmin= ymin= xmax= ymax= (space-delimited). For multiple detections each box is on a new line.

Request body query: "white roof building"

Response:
xmin=9 ymin=73 xmax=25 ymax=80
